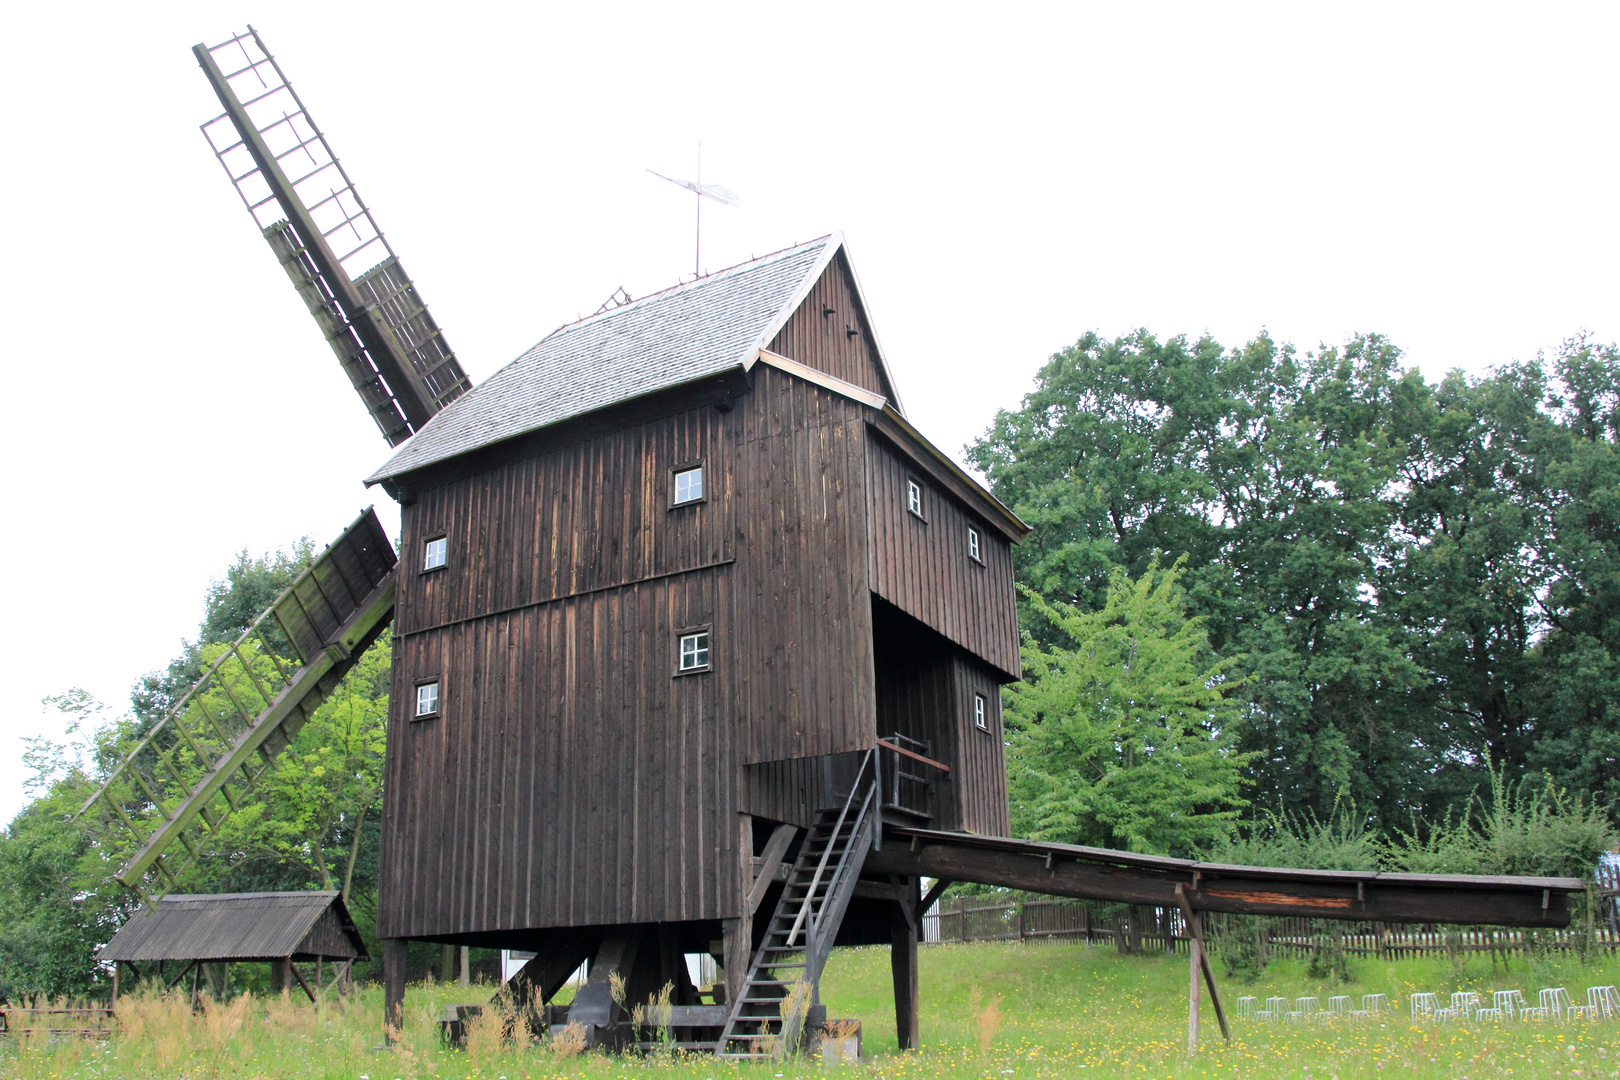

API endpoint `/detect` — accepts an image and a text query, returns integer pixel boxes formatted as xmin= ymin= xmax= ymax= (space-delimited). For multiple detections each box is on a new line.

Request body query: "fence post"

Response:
xmin=1016 ymin=903 xmax=1024 ymax=944
xmin=960 ymin=897 xmax=967 ymax=944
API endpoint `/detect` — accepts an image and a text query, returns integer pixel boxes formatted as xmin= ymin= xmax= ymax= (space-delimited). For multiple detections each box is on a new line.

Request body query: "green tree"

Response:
xmin=1005 ymin=561 xmax=1251 ymax=856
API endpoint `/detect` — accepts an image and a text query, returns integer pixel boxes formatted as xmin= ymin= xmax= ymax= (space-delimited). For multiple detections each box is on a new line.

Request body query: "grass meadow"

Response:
xmin=7 ymin=940 xmax=1620 ymax=1079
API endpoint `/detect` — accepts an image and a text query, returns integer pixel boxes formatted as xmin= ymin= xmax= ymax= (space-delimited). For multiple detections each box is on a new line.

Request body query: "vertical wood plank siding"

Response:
xmin=730 ymin=365 xmax=876 ymax=765
xmin=865 ymin=433 xmax=1020 ymax=679
xmin=950 ymin=654 xmax=1011 ymax=836
xmin=766 ymin=253 xmax=892 ymax=401
xmin=396 ymin=406 xmax=733 ymax=637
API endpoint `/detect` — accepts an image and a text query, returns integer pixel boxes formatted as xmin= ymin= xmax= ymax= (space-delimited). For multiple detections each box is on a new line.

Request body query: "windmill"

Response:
xmin=79 ymin=25 xmax=465 ymax=901
xmin=80 ymin=25 xmax=1593 ymax=1061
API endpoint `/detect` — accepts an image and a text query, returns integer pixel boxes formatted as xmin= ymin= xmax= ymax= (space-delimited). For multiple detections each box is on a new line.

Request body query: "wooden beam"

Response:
xmin=748 ymin=824 xmax=797 ymax=915
xmin=866 ymin=833 xmax=1580 ymax=927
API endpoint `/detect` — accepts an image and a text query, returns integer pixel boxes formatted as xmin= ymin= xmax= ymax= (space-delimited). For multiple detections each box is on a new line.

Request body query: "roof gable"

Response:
xmin=766 ymin=247 xmax=901 ymax=406
xmin=370 ymin=234 xmax=904 ymax=484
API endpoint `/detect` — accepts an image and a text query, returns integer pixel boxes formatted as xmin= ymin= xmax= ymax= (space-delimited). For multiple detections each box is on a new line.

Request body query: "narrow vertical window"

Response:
xmin=907 ymin=479 xmax=923 ymax=517
xmin=974 ymin=692 xmax=988 ymax=731
xmin=415 ymin=680 xmax=441 ymax=718
xmin=677 ymin=630 xmax=711 ymax=672
xmin=423 ymin=536 xmax=448 ymax=571
xmin=673 ymin=465 xmax=704 ymax=506
xmin=968 ymin=527 xmax=981 ymax=562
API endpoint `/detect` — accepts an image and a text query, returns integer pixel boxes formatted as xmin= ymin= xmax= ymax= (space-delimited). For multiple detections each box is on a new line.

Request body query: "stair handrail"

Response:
xmin=783 ymin=749 xmax=877 ymax=951
xmin=811 ymin=784 xmax=876 ymax=949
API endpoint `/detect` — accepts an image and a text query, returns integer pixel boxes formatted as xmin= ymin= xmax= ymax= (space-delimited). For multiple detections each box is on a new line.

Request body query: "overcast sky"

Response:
xmin=4 ymin=2 xmax=1616 ymax=825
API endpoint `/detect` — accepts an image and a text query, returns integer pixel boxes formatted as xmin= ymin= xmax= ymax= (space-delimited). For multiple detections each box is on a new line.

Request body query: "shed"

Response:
xmin=99 ymin=891 xmax=367 ymax=1002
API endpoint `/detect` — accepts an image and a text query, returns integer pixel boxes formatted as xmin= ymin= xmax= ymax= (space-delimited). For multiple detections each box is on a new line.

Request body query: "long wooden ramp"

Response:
xmin=80 ymin=509 xmax=397 ymax=901
xmin=867 ymin=826 xmax=1588 ymax=928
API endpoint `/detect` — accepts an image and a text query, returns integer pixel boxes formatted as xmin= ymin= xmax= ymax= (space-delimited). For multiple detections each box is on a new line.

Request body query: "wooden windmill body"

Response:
xmin=363 ymin=234 xmax=1027 ymax=1049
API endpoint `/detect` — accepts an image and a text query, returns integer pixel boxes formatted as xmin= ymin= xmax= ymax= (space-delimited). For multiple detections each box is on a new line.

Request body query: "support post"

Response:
xmin=111 ymin=961 xmax=121 ymax=1008
xmin=891 ymin=880 xmax=920 ymax=1050
xmin=1176 ymin=884 xmax=1229 ymax=1051
xmin=723 ymin=813 xmax=754 ymax=1007
xmin=383 ymin=939 xmax=407 ymax=1042
xmin=458 ymin=945 xmax=470 ymax=988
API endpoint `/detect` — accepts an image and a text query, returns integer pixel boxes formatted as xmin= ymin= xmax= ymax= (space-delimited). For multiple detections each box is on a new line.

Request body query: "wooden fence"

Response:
xmin=923 ymin=866 xmax=1620 ymax=960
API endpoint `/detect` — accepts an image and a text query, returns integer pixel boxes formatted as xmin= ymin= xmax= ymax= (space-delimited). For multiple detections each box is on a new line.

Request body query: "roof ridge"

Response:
xmin=544 ymin=234 xmax=835 ymax=340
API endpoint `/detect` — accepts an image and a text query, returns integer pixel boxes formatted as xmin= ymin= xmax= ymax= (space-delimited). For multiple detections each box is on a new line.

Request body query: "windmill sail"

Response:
xmin=195 ymin=28 xmax=471 ymax=446
xmin=79 ymin=509 xmax=397 ymax=902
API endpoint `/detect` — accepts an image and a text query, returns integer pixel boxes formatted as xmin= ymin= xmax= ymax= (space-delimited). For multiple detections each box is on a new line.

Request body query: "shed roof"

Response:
xmin=367 ymin=234 xmax=898 ymax=484
xmin=98 ymin=891 xmax=367 ymax=963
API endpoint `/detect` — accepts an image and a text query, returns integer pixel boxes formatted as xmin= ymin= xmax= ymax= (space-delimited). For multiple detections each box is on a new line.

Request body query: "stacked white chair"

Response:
xmin=1235 ymin=996 xmax=1259 ymax=1020
xmin=1452 ymin=991 xmax=1482 ymax=1021
xmin=1587 ymin=986 xmax=1620 ymax=1020
xmin=1328 ymin=995 xmax=1353 ymax=1022
xmin=1362 ymin=993 xmax=1391 ymax=1016
xmin=1288 ymin=996 xmax=1322 ymax=1024
xmin=1493 ymin=989 xmax=1526 ymax=1021
xmin=1410 ymin=992 xmax=1440 ymax=1020
xmin=1541 ymin=987 xmax=1574 ymax=1021
xmin=1256 ymin=996 xmax=1290 ymax=1022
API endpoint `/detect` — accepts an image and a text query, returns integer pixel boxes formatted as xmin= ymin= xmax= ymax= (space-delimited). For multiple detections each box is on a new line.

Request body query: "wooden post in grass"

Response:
xmin=1175 ymin=884 xmax=1230 ymax=1053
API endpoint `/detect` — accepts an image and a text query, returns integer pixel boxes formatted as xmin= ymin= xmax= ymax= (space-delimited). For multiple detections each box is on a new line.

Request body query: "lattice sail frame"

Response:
xmin=196 ymin=27 xmax=471 ymax=445
xmin=79 ymin=509 xmax=397 ymax=903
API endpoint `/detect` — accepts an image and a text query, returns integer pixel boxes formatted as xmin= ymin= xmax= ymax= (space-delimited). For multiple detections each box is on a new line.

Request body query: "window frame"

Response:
xmin=906 ymin=477 xmax=926 ymax=521
xmin=674 ymin=625 xmax=713 ymax=675
xmin=973 ymin=692 xmax=990 ymax=733
xmin=422 ymin=534 xmax=449 ymax=574
xmin=414 ymin=676 xmax=443 ymax=720
xmin=967 ymin=526 xmax=983 ymax=565
xmin=669 ymin=460 xmax=708 ymax=509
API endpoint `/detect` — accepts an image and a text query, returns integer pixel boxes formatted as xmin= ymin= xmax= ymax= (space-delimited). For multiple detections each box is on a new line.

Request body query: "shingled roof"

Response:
xmin=97 ymin=891 xmax=367 ymax=963
xmin=368 ymin=234 xmax=895 ymax=484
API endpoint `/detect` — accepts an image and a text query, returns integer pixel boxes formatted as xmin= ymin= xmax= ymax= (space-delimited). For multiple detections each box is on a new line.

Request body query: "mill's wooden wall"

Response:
xmin=730 ymin=364 xmax=876 ymax=765
xmin=865 ymin=433 xmax=1021 ymax=679
xmin=949 ymin=654 xmax=1011 ymax=836
xmin=381 ymin=566 xmax=737 ymax=939
xmin=767 ymin=252 xmax=892 ymax=402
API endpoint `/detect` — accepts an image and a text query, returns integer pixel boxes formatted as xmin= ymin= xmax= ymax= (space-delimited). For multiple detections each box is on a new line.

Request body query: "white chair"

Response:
xmin=1235 ymin=995 xmax=1259 ymax=1020
xmin=1541 ymin=987 xmax=1573 ymax=1021
xmin=1362 ymin=993 xmax=1391 ymax=1016
xmin=1493 ymin=989 xmax=1525 ymax=1021
xmin=1451 ymin=991 xmax=1481 ymax=1021
xmin=1410 ymin=992 xmax=1440 ymax=1019
xmin=1328 ymin=995 xmax=1353 ymax=1022
xmin=1288 ymin=996 xmax=1321 ymax=1024
xmin=1587 ymin=985 xmax=1620 ymax=1019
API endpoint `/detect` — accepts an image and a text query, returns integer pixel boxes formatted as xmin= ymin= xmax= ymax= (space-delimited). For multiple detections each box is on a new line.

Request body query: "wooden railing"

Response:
xmin=876 ymin=735 xmax=949 ymax=822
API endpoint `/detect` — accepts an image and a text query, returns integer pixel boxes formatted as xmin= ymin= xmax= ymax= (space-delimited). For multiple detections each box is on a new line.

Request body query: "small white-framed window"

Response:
xmin=968 ymin=527 xmax=981 ymax=563
xmin=673 ymin=465 xmax=704 ymax=506
xmin=678 ymin=630 xmax=711 ymax=672
xmin=423 ymin=536 xmax=448 ymax=571
xmin=415 ymin=680 xmax=441 ymax=718
xmin=974 ymin=692 xmax=989 ymax=731
xmin=907 ymin=479 xmax=923 ymax=517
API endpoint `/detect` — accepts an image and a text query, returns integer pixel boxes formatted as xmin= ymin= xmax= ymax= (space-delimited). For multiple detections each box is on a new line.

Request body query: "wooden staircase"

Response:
xmin=716 ymin=750 xmax=878 ymax=1060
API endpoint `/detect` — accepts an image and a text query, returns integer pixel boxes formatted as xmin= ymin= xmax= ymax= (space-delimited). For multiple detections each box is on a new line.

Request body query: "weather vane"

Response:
xmin=648 ymin=143 xmax=739 ymax=277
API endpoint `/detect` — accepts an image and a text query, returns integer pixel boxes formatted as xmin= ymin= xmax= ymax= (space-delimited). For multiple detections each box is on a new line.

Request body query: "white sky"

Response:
xmin=3 ymin=2 xmax=1616 ymax=825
